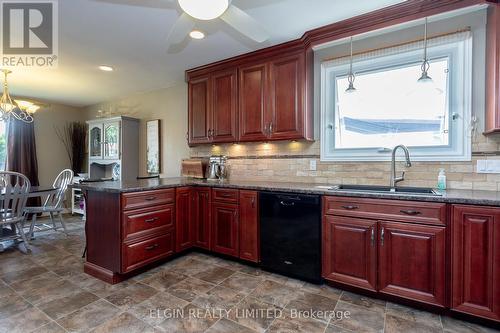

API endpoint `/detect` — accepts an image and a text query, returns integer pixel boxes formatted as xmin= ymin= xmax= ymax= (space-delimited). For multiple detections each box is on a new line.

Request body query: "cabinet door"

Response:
xmin=89 ymin=124 xmax=103 ymax=159
xmin=268 ymin=53 xmax=304 ymax=140
xmin=175 ymin=187 xmax=193 ymax=252
xmin=188 ymin=75 xmax=211 ymax=144
xmin=322 ymin=215 xmax=377 ymax=291
xmin=238 ymin=63 xmax=269 ymax=141
xmin=192 ymin=188 xmax=211 ymax=250
xmin=378 ymin=221 xmax=446 ymax=307
xmin=239 ymin=190 xmax=259 ymax=262
xmin=452 ymin=205 xmax=500 ymax=320
xmin=103 ymin=121 xmax=120 ymax=159
xmin=211 ymin=202 xmax=239 ymax=257
xmin=212 ymin=69 xmax=238 ymax=143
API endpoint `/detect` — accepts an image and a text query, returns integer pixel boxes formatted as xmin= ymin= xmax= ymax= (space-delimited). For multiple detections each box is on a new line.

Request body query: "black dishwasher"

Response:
xmin=259 ymin=192 xmax=321 ymax=283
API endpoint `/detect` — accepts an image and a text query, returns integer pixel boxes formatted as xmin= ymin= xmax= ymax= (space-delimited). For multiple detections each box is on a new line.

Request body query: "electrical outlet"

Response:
xmin=309 ymin=160 xmax=317 ymax=171
xmin=477 ymin=160 xmax=500 ymax=174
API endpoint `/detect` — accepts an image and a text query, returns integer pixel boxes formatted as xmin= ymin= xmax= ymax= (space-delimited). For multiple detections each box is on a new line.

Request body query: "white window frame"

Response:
xmin=320 ymin=34 xmax=473 ymax=162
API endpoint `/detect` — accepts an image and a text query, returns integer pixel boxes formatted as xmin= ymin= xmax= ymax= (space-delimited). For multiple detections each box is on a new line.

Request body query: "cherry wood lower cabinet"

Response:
xmin=452 ymin=205 xmax=500 ymax=321
xmin=192 ymin=187 xmax=211 ymax=249
xmin=175 ymin=187 xmax=194 ymax=252
xmin=239 ymin=191 xmax=260 ymax=263
xmin=378 ymin=221 xmax=446 ymax=307
xmin=322 ymin=215 xmax=377 ymax=291
xmin=84 ymin=189 xmax=177 ymax=284
xmin=211 ymin=202 xmax=239 ymax=257
xmin=322 ymin=196 xmax=447 ymax=308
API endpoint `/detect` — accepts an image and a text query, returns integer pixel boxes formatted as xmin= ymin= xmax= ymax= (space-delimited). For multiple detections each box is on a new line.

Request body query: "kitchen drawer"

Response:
xmin=323 ymin=196 xmax=446 ymax=226
xmin=122 ymin=189 xmax=175 ymax=211
xmin=122 ymin=232 xmax=174 ymax=273
xmin=123 ymin=204 xmax=175 ymax=241
xmin=212 ymin=188 xmax=239 ymax=204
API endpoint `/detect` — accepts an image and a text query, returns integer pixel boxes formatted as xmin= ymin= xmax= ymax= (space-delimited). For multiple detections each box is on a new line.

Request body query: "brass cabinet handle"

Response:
xmin=144 ymin=217 xmax=158 ymax=223
xmin=145 ymin=244 xmax=159 ymax=251
xmin=341 ymin=205 xmax=359 ymax=210
xmin=381 ymin=227 xmax=385 ymax=246
xmin=371 ymin=227 xmax=375 ymax=247
xmin=144 ymin=196 xmax=157 ymax=201
xmin=269 ymin=122 xmax=273 ymax=134
xmin=251 ymin=197 xmax=255 ymax=208
xmin=400 ymin=209 xmax=422 ymax=216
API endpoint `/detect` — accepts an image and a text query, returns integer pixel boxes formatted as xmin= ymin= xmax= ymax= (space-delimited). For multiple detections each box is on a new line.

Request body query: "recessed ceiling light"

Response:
xmin=189 ymin=30 xmax=205 ymax=39
xmin=178 ymin=0 xmax=229 ymax=20
xmin=99 ymin=65 xmax=114 ymax=72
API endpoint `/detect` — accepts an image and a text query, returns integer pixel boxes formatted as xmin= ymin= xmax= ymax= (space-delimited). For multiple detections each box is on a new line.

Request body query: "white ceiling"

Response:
xmin=9 ymin=0 xmax=405 ymax=107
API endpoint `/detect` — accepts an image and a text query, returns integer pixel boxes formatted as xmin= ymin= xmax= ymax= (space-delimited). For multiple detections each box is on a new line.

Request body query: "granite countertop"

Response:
xmin=71 ymin=177 xmax=500 ymax=206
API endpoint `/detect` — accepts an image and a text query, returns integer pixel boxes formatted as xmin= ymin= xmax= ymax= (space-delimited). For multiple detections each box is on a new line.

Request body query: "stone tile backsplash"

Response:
xmin=190 ymin=134 xmax=500 ymax=191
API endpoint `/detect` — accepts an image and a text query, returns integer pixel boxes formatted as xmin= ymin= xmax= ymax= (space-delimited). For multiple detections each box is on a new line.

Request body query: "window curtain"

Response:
xmin=6 ymin=118 xmax=40 ymax=206
xmin=322 ymin=30 xmax=471 ymax=66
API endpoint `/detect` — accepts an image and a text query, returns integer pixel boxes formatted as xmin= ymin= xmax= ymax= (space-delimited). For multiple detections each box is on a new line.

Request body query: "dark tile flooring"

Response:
xmin=0 ymin=216 xmax=498 ymax=333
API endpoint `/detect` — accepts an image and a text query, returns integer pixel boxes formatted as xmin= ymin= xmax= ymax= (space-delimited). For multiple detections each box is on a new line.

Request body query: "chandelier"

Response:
xmin=0 ymin=69 xmax=34 ymax=123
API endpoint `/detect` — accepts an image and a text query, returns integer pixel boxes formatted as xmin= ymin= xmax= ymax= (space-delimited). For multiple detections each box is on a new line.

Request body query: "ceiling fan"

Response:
xmin=94 ymin=0 xmax=270 ymax=50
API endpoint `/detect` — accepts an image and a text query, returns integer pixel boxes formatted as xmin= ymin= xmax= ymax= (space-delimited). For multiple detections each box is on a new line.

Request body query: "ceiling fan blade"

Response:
xmin=90 ymin=0 xmax=176 ymax=9
xmin=220 ymin=5 xmax=269 ymax=43
xmin=166 ymin=12 xmax=195 ymax=46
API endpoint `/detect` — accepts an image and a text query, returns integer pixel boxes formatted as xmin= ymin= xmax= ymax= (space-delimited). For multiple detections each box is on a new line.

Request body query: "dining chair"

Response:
xmin=0 ymin=171 xmax=31 ymax=252
xmin=26 ymin=169 xmax=74 ymax=238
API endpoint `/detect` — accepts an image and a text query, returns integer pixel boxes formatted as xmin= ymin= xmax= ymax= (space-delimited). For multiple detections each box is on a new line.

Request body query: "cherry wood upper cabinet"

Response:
xmin=484 ymin=4 xmax=500 ymax=134
xmin=188 ymin=75 xmax=211 ymax=144
xmin=187 ymin=49 xmax=313 ymax=144
xmin=211 ymin=69 xmax=238 ymax=143
xmin=238 ymin=63 xmax=269 ymax=141
xmin=211 ymin=202 xmax=239 ymax=257
xmin=175 ymin=187 xmax=193 ymax=252
xmin=452 ymin=205 xmax=500 ymax=321
xmin=268 ymin=53 xmax=305 ymax=140
xmin=192 ymin=187 xmax=211 ymax=250
xmin=322 ymin=215 xmax=377 ymax=292
xmin=239 ymin=190 xmax=259 ymax=263
xmin=378 ymin=221 xmax=446 ymax=307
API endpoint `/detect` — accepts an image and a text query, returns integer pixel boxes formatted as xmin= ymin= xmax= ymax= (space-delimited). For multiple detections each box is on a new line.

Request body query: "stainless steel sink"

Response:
xmin=322 ymin=184 xmax=443 ymax=196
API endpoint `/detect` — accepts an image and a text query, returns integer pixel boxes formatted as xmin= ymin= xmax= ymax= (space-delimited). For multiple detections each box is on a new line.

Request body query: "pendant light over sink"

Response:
xmin=345 ymin=37 xmax=357 ymax=94
xmin=418 ymin=17 xmax=433 ymax=84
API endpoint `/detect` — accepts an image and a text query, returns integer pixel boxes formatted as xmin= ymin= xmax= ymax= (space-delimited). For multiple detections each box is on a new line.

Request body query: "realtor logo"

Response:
xmin=1 ymin=0 xmax=58 ymax=67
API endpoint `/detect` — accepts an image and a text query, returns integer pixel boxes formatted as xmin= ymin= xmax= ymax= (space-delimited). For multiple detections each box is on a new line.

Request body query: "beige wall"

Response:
xmin=34 ymin=103 xmax=86 ymax=186
xmin=84 ymin=83 xmax=190 ymax=178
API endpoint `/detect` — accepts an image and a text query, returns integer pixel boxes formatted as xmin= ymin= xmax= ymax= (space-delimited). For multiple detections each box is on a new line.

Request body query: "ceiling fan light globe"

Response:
xmin=178 ymin=0 xmax=229 ymax=20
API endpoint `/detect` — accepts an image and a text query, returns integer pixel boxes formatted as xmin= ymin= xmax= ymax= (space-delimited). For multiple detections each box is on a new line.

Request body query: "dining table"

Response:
xmin=0 ymin=186 xmax=59 ymax=251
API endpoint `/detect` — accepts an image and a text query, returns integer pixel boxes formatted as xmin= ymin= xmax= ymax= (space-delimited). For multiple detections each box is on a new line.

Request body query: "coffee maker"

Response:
xmin=206 ymin=156 xmax=228 ymax=180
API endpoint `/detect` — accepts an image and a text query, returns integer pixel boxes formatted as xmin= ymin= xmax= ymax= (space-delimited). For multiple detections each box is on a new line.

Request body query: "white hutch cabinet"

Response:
xmin=86 ymin=116 xmax=140 ymax=181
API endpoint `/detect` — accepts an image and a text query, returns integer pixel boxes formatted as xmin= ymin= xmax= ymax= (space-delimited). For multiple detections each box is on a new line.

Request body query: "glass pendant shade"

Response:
xmin=345 ymin=75 xmax=357 ymax=93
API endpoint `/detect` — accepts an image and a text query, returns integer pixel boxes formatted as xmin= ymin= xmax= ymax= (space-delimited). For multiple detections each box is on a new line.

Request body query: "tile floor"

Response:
xmin=0 ymin=216 xmax=498 ymax=333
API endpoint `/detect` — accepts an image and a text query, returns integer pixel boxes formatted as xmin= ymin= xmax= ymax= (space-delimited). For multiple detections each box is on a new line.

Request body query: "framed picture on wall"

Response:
xmin=146 ymin=119 xmax=161 ymax=174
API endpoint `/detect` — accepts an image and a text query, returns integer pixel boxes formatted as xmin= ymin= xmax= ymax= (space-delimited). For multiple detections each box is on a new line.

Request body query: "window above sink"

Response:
xmin=320 ymin=31 xmax=473 ymax=162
